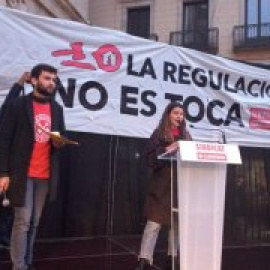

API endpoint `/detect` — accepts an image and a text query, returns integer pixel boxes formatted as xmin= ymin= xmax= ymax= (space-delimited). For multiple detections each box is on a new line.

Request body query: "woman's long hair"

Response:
xmin=156 ymin=102 xmax=186 ymax=142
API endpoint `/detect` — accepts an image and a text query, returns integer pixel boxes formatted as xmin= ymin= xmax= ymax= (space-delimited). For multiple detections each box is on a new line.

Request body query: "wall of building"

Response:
xmin=210 ymin=0 xmax=242 ymax=57
xmin=88 ymin=0 xmax=180 ymax=43
xmin=88 ymin=0 xmax=270 ymax=63
xmin=1 ymin=0 xmax=270 ymax=63
xmin=0 ymin=0 xmax=90 ymax=22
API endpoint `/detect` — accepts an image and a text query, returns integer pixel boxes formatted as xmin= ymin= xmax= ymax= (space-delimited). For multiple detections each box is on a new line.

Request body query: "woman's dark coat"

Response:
xmin=144 ymin=128 xmax=191 ymax=225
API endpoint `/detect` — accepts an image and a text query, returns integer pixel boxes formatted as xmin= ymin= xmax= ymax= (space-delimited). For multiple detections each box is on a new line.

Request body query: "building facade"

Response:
xmin=1 ymin=1 xmax=270 ymax=267
xmin=87 ymin=0 xmax=270 ymax=63
xmin=2 ymin=0 xmax=270 ymax=63
xmin=0 ymin=0 xmax=90 ymax=23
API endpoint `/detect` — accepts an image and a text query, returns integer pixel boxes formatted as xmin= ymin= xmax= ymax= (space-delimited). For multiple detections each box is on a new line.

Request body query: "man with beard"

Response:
xmin=0 ymin=64 xmax=66 ymax=270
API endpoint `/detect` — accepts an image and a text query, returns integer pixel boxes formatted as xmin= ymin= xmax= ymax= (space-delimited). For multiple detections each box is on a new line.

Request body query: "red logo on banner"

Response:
xmin=52 ymin=42 xmax=122 ymax=72
xmin=92 ymin=44 xmax=122 ymax=72
xmin=197 ymin=152 xmax=227 ymax=161
xmin=249 ymin=107 xmax=270 ymax=130
xmin=196 ymin=143 xmax=227 ymax=162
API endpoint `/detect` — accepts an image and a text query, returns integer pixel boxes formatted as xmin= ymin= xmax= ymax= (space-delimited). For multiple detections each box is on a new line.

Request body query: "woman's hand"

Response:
xmin=0 ymin=177 xmax=10 ymax=193
xmin=166 ymin=141 xmax=178 ymax=152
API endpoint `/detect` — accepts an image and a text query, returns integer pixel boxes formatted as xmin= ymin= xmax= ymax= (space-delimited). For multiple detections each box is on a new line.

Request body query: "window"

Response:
xmin=127 ymin=6 xmax=150 ymax=39
xmin=183 ymin=1 xmax=208 ymax=32
xmin=246 ymin=0 xmax=270 ymax=37
xmin=182 ymin=1 xmax=209 ymax=47
xmin=246 ymin=0 xmax=270 ymax=25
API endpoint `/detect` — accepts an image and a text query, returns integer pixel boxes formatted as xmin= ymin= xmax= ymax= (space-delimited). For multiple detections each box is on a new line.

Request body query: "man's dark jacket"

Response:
xmin=0 ymin=92 xmax=65 ymax=207
xmin=0 ymin=83 xmax=24 ymax=125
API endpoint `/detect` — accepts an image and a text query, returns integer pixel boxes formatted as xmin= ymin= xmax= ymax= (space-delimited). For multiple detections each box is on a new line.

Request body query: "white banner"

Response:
xmin=1 ymin=7 xmax=270 ymax=147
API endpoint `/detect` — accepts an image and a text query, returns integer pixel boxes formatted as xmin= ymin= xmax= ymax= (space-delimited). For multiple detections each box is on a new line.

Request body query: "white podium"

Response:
xmin=159 ymin=141 xmax=241 ymax=270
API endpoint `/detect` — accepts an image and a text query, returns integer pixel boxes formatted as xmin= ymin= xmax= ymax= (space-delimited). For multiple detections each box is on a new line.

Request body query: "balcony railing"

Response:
xmin=169 ymin=28 xmax=219 ymax=54
xmin=233 ymin=23 xmax=270 ymax=51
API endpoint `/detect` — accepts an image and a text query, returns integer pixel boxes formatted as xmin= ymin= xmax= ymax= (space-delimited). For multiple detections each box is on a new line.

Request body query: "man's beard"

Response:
xmin=36 ymin=84 xmax=54 ymax=97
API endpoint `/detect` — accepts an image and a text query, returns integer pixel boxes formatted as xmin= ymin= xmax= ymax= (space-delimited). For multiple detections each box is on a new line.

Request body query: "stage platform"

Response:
xmin=1 ymin=235 xmax=270 ymax=269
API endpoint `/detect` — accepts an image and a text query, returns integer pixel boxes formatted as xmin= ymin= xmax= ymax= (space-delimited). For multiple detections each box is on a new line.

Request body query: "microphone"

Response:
xmin=175 ymin=119 xmax=181 ymax=127
xmin=0 ymin=191 xmax=10 ymax=207
xmin=189 ymin=124 xmax=226 ymax=144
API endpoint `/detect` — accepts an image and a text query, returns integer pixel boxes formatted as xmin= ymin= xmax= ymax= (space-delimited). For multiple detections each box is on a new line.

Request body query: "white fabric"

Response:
xmin=139 ymin=220 xmax=178 ymax=264
xmin=1 ymin=7 xmax=270 ymax=146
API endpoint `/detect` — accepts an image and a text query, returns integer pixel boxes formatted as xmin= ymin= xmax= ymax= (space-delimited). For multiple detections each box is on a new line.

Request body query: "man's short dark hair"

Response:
xmin=31 ymin=64 xmax=57 ymax=79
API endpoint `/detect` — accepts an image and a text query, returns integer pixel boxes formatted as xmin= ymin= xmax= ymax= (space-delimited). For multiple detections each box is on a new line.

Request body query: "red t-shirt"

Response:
xmin=28 ymin=101 xmax=51 ymax=179
xmin=171 ymin=127 xmax=180 ymax=138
